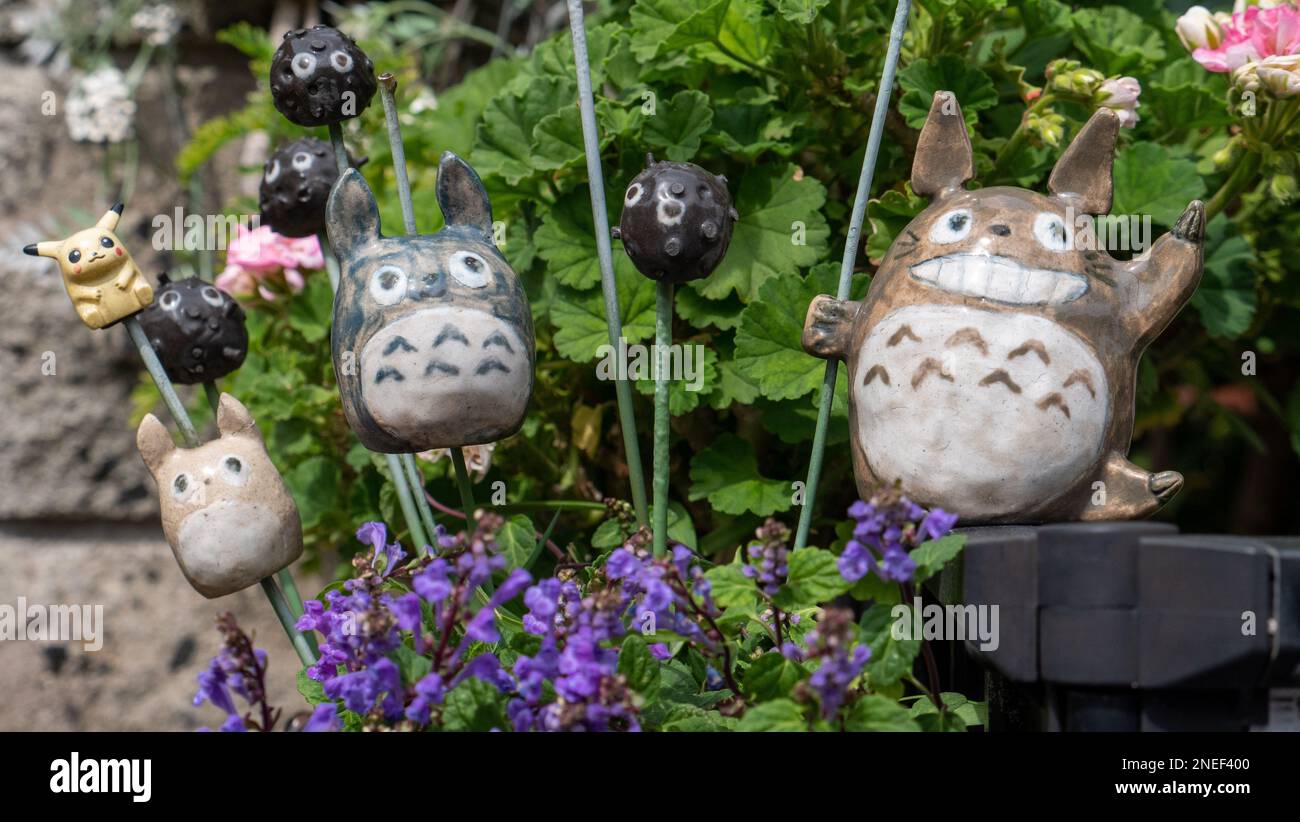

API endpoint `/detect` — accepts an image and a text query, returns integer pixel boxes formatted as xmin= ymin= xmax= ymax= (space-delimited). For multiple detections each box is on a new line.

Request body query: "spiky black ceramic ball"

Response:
xmin=613 ymin=154 xmax=738 ymax=283
xmin=260 ymin=137 xmax=339 ymax=238
xmin=137 ymin=275 xmax=248 ymax=384
xmin=269 ymin=25 xmax=376 ymax=127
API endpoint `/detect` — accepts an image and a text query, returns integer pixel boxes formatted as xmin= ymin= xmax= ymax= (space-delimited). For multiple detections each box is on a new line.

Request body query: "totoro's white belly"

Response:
xmin=854 ymin=305 xmax=1109 ymax=520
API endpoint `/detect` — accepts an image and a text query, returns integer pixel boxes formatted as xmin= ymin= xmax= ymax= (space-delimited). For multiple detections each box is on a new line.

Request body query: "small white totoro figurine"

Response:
xmin=137 ymin=393 xmax=303 ymax=598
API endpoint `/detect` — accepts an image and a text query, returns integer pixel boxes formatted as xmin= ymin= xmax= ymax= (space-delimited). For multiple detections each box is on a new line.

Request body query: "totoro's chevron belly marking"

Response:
xmin=854 ymin=305 xmax=1109 ymax=519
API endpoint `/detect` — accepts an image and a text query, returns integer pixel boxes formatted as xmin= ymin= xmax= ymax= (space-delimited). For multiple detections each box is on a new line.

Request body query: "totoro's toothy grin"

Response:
xmin=909 ymin=254 xmax=1088 ymax=305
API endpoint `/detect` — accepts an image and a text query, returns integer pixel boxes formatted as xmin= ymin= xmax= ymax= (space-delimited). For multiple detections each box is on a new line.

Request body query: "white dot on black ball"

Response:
xmin=292 ymin=152 xmax=312 ymax=172
xmin=292 ymin=54 xmax=317 ymax=79
xmin=663 ymin=202 xmax=682 ymax=218
xmin=331 ymin=50 xmax=354 ymax=72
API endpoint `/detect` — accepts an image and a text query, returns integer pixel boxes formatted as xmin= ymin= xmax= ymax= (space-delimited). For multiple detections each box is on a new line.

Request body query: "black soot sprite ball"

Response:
xmin=270 ymin=25 xmax=376 ymax=127
xmin=138 ymin=275 xmax=248 ymax=384
xmin=613 ymin=154 xmax=738 ymax=284
xmin=260 ymin=137 xmax=341 ymax=238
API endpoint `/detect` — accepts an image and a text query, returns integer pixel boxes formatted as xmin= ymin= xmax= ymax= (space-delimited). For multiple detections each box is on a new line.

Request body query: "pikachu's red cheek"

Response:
xmin=115 ymin=247 xmax=123 ymax=257
xmin=74 ymin=265 xmax=82 ymax=274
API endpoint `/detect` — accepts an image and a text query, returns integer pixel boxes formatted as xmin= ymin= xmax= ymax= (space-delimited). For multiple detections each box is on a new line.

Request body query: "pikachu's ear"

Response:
xmin=137 ymin=414 xmax=176 ymax=474
xmin=911 ymin=91 xmax=974 ymax=199
xmin=216 ymin=393 xmax=258 ymax=438
xmin=23 ymin=241 xmax=61 ymax=258
xmin=437 ymin=151 xmax=493 ymax=237
xmin=1048 ymin=108 xmax=1119 ymax=215
xmin=326 ymin=168 xmax=383 ymax=259
xmin=97 ymin=202 xmax=124 ymax=232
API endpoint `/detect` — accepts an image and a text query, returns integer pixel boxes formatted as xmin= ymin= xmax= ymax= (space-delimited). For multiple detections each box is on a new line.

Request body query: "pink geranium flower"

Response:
xmin=1191 ymin=4 xmax=1300 ymax=73
xmin=217 ymin=224 xmax=323 ymax=300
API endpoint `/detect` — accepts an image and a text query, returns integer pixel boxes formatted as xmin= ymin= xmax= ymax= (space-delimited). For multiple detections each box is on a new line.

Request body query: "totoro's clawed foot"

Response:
xmin=1148 ymin=470 xmax=1183 ymax=502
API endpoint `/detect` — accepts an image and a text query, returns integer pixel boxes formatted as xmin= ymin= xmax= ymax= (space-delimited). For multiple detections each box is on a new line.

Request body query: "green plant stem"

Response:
xmin=386 ymin=453 xmax=431 ymax=552
xmin=564 ymin=0 xmax=650 ymax=528
xmin=711 ymin=39 xmax=781 ymax=79
xmin=989 ymin=94 xmax=1054 ymax=185
xmin=261 ymin=577 xmax=315 ymax=668
xmin=795 ymin=0 xmax=911 ymax=550
xmin=490 ymin=500 xmax=606 ymax=512
xmin=451 ymin=448 xmax=479 ymax=537
xmin=1205 ymin=151 xmax=1263 ymax=221
xmin=402 ymin=454 xmax=439 ymax=544
xmin=653 ymin=281 xmax=673 ymax=558
xmin=203 ymin=380 xmax=221 ymax=416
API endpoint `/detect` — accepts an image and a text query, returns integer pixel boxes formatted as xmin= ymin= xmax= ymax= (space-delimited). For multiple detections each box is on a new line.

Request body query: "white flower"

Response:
xmin=1235 ymin=53 xmax=1300 ymax=97
xmin=409 ymin=89 xmax=439 ymax=114
xmin=65 ymin=66 xmax=135 ymax=143
xmin=416 ymin=442 xmax=497 ymax=481
xmin=1098 ymin=76 xmax=1141 ymax=128
xmin=130 ymin=4 xmax=181 ymax=47
xmin=1176 ymin=6 xmax=1225 ymax=51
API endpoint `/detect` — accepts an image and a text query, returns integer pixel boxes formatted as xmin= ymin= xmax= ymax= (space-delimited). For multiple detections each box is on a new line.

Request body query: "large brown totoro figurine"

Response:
xmin=137 ymin=393 xmax=303 ymax=598
xmin=803 ymin=91 xmax=1204 ymax=524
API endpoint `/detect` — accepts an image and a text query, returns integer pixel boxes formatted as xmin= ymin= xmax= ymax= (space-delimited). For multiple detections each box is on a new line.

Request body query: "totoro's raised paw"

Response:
xmin=1148 ymin=470 xmax=1183 ymax=502
xmin=802 ymin=295 xmax=860 ymax=360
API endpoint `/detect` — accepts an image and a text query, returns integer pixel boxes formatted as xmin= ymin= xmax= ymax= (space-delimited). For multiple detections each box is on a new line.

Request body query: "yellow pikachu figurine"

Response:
xmin=24 ymin=203 xmax=154 ymax=329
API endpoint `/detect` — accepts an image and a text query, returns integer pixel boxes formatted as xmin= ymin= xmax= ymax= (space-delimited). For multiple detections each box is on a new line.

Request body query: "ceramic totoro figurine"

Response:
xmin=327 ymin=151 xmax=534 ymax=453
xmin=23 ymin=203 xmax=154 ymax=329
xmin=137 ymin=393 xmax=303 ymax=598
xmin=803 ymin=91 xmax=1204 ymax=524
xmin=136 ymin=275 xmax=248 ymax=384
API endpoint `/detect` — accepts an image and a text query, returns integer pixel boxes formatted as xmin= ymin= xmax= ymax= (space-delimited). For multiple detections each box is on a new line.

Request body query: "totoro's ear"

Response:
xmin=136 ymin=413 xmax=176 ymax=474
xmin=803 ymin=296 xmax=861 ymax=361
xmin=24 ymin=241 xmax=61 ymax=258
xmin=217 ymin=393 xmax=258 ymax=438
xmin=326 ymin=168 xmax=383 ymax=258
xmin=437 ymin=151 xmax=492 ymax=237
xmin=1048 ymin=108 xmax=1119 ymax=215
xmin=912 ymin=91 xmax=974 ymax=199
xmin=97 ymin=202 xmax=123 ymax=232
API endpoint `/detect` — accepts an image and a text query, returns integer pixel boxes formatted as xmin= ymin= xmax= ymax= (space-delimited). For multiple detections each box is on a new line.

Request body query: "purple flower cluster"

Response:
xmin=743 ymin=519 xmax=791 ymax=596
xmin=837 ymin=488 xmax=958 ymax=584
xmin=193 ymin=612 xmax=281 ymax=732
xmin=295 ymin=517 xmax=530 ymax=729
xmin=785 ymin=607 xmax=871 ymax=719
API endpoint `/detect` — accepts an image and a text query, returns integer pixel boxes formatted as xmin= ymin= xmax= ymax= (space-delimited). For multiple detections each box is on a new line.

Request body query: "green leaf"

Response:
xmin=629 ymin=0 xmax=731 ymax=61
xmin=773 ymin=547 xmax=850 ymax=611
xmin=775 ymin=0 xmax=829 ymax=24
xmin=618 ymin=635 xmax=662 ymax=694
xmin=390 ymin=643 xmax=432 ymax=687
xmin=897 ymin=56 xmax=997 ymax=129
xmin=691 ymin=164 xmax=829 ymax=302
xmin=704 ymin=562 xmax=759 ymax=612
xmin=844 ymin=694 xmax=922 ymax=731
xmin=297 ymin=668 xmax=328 ymax=707
xmin=689 ymin=433 xmax=794 ymax=516
xmin=643 ymin=89 xmax=714 ymax=162
xmin=441 ymin=677 xmax=508 ymax=731
xmin=908 ymin=693 xmax=987 ymax=728
xmin=1190 ymin=215 xmax=1256 ymax=339
xmin=743 ymin=652 xmax=807 ymax=700
xmin=531 ymin=105 xmax=586 ymax=172
xmin=660 ymin=703 xmax=737 ymax=731
xmin=633 ymin=346 xmax=718 ymax=413
xmin=497 ymin=514 xmax=538 ymax=572
xmin=860 ymin=602 xmax=920 ymax=688
xmin=287 ymin=275 xmax=334 ymax=343
xmin=473 ymin=75 xmax=574 ymax=185
xmin=866 ymin=184 xmax=927 ymax=264
xmin=676 ymin=287 xmax=746 ymax=331
xmin=733 ymin=263 xmax=838 ymax=401
xmin=1070 ymin=5 xmax=1166 ymax=76
xmin=591 ymin=518 xmax=627 ymax=549
xmin=285 ymin=456 xmax=341 ymax=529
xmin=1110 ymin=143 xmax=1206 ymax=226
xmin=737 ymin=698 xmax=807 ymax=731
xmin=535 ymin=192 xmax=614 ymax=290
xmin=549 ymin=261 xmax=656 ymax=361
xmin=910 ymin=535 xmax=966 ymax=584
xmin=710 ymin=359 xmax=762 ymax=409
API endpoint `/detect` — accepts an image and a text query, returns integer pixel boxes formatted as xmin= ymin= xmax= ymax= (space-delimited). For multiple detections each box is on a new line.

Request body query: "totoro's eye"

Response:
xmin=68 ymin=249 xmax=81 ymax=264
xmin=160 ymin=290 xmax=181 ymax=310
xmin=265 ymin=158 xmax=281 ymax=183
xmin=201 ymin=286 xmax=224 ymax=307
xmin=218 ymin=454 xmax=248 ymax=487
xmin=171 ymin=473 xmax=194 ymax=502
xmin=449 ymin=251 xmax=490 ymax=288
xmin=369 ymin=265 xmax=408 ymax=305
xmin=330 ymin=50 xmax=354 ymax=73
xmin=930 ymin=209 xmax=973 ymax=244
xmin=291 ymin=53 xmax=317 ymax=79
xmin=292 ymin=152 xmax=312 ymax=173
xmin=100 ymin=236 xmax=114 ymax=249
xmin=1033 ymin=212 xmax=1071 ymax=252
